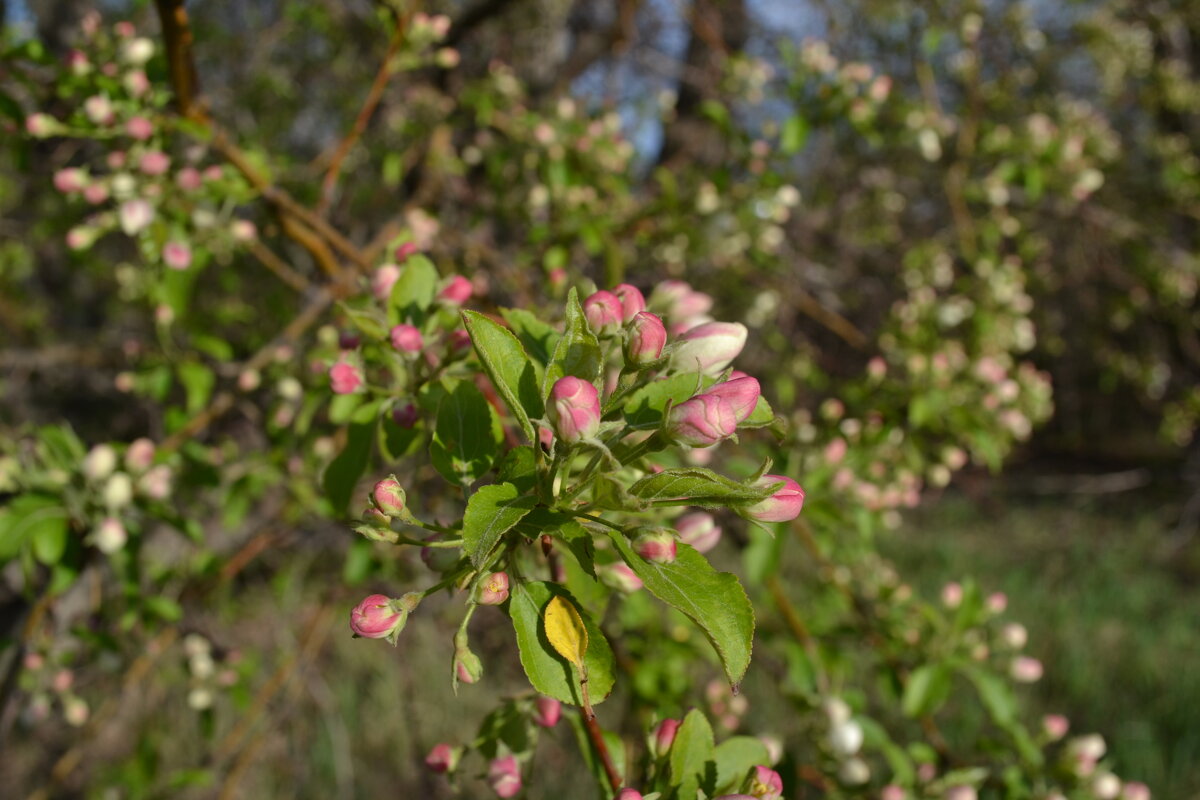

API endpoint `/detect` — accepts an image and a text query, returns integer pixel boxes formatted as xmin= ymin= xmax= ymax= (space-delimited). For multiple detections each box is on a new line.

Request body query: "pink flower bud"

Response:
xmin=653 ymin=718 xmax=680 ymax=757
xmin=114 ymin=21 xmax=136 ymax=37
xmin=477 ymin=572 xmax=510 ymax=605
xmin=361 ymin=506 xmax=391 ymax=530
xmin=651 ymin=280 xmax=713 ymax=322
xmin=124 ymin=438 xmax=156 ymax=472
xmin=392 ymin=402 xmax=419 ymax=428
xmin=671 ymin=321 xmax=748 ymax=374
xmin=176 ymin=166 xmax=202 ymax=191
xmin=389 ymin=324 xmax=424 ymax=354
xmin=54 ymin=168 xmax=87 ymax=194
xmin=455 ymin=647 xmax=483 ymax=684
xmin=372 ymin=264 xmax=400 ymax=300
xmin=1122 ymin=782 xmax=1150 ymax=800
xmin=84 ymin=95 xmax=114 ymax=125
xmin=867 ymin=356 xmax=887 ymax=379
xmin=395 ymin=241 xmax=418 ymax=261
xmin=138 ymin=464 xmax=172 ymax=500
xmin=944 ymin=787 xmax=977 ymax=800
xmin=749 ymin=765 xmax=783 ymax=800
xmin=599 ymin=562 xmax=643 ymax=593
xmin=163 ymin=241 xmax=192 ymax=270
xmin=487 ymin=755 xmax=522 ymax=798
xmin=139 ymin=150 xmax=170 ymax=176
xmin=584 ymin=290 xmax=623 ymax=335
xmin=704 ymin=376 xmax=761 ymax=424
xmin=742 ymin=475 xmax=805 ymax=522
xmin=676 ymin=512 xmax=721 ymax=553
xmin=339 ymin=331 xmax=361 ymax=350
xmin=83 ymin=183 xmax=109 ymax=204
xmin=881 ymin=786 xmax=906 ymax=800
xmin=986 ymin=592 xmax=1008 ymax=614
xmin=1043 ymin=714 xmax=1070 ymax=740
xmin=94 ymin=517 xmax=128 ymax=554
xmin=624 ymin=311 xmax=667 ymax=366
xmin=230 ymin=219 xmax=257 ymax=242
xmin=548 ymin=377 xmax=600 ymax=443
xmin=665 ymin=392 xmax=739 ymax=448
xmin=532 ymin=696 xmax=561 ymax=728
xmin=25 ymin=113 xmax=57 ymax=138
xmin=634 ymin=530 xmax=677 ymax=563
xmin=329 ymin=361 xmax=363 ymax=394
xmin=438 ymin=275 xmax=473 ymax=306
xmin=941 ymin=581 xmax=964 ymax=609
xmin=1010 ymin=656 xmax=1043 ymax=683
xmin=124 ymin=115 xmax=153 ymax=140
xmin=119 ymin=199 xmax=154 ymax=235
xmin=612 ymin=283 xmax=646 ymax=322
xmin=425 ymin=743 xmax=459 ymax=773
xmin=349 ymin=594 xmax=405 ymax=639
xmin=372 ymin=478 xmax=406 ymax=516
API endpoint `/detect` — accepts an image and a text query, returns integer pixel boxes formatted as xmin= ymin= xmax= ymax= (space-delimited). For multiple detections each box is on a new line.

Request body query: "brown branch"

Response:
xmin=790 ymin=285 xmax=870 ymax=351
xmin=248 ymin=240 xmax=312 ymax=293
xmin=581 ymin=709 xmax=623 ymax=792
xmin=317 ymin=18 xmax=407 ymax=217
xmin=153 ymin=0 xmax=203 ymax=119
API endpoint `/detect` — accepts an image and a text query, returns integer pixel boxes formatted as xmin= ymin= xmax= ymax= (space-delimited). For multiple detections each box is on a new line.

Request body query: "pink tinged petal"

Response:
xmin=612 ymin=283 xmax=646 ymax=322
xmin=624 ymin=311 xmax=667 ymax=366
xmin=676 ymin=512 xmax=721 ymax=553
xmin=548 ymin=376 xmax=600 ymax=443
xmin=584 ymin=290 xmax=623 ymax=335
xmin=532 ymin=696 xmax=562 ymax=728
xmin=329 ymin=361 xmax=363 ymax=394
xmin=389 ymin=324 xmax=424 ymax=353
xmin=744 ymin=475 xmax=805 ymax=522
xmin=349 ymin=594 xmax=402 ymax=638
xmin=703 ymin=376 xmax=761 ymax=424
xmin=671 ymin=321 xmax=748 ymax=375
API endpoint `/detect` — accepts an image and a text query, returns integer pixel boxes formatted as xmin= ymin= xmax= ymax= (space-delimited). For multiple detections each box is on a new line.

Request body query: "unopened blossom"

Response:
xmin=944 ymin=787 xmax=977 ymax=800
xmin=230 ymin=219 xmax=257 ymax=242
xmin=1011 ymin=656 xmax=1043 ymax=683
xmin=372 ymin=477 xmax=406 ymax=516
xmin=612 ymin=283 xmax=646 ymax=321
xmin=704 ymin=376 xmax=761 ymax=424
xmin=372 ymin=264 xmax=401 ymax=300
xmin=532 ymin=696 xmax=561 ymax=728
xmin=599 ymin=562 xmax=642 ymax=593
xmin=83 ymin=183 xmax=109 ymax=204
xmin=941 ymin=581 xmax=964 ymax=609
xmin=176 ymin=166 xmax=202 ymax=191
xmin=438 ymin=275 xmax=473 ymax=306
xmin=124 ymin=438 xmax=155 ymax=472
xmin=653 ymin=718 xmax=680 ymax=757
xmin=828 ymin=718 xmax=864 ymax=756
xmin=670 ymin=321 xmax=748 ymax=375
xmin=84 ymin=95 xmax=114 ymax=125
xmin=139 ymin=150 xmax=170 ymax=176
xmin=121 ymin=37 xmax=154 ymax=64
xmin=624 ymin=311 xmax=667 ymax=366
xmin=54 ymin=168 xmax=87 ymax=194
xmin=119 ymin=199 xmax=154 ymax=235
xmin=94 ymin=517 xmax=128 ymax=554
xmin=425 ymin=743 xmax=459 ymax=773
xmin=349 ymin=594 xmax=413 ymax=640
xmin=634 ymin=530 xmax=677 ymax=563
xmin=742 ymin=475 xmax=805 ymax=522
xmin=25 ymin=113 xmax=57 ymax=138
xmin=163 ymin=241 xmax=192 ymax=270
xmin=329 ymin=361 xmax=363 ymax=394
xmin=1001 ymin=622 xmax=1028 ymax=649
xmin=584 ymin=290 xmax=623 ymax=335
xmin=389 ymin=324 xmax=423 ymax=354
xmin=487 ymin=755 xmax=521 ymax=798
xmin=124 ymin=69 xmax=150 ymax=96
xmin=676 ymin=512 xmax=721 ymax=553
xmin=616 ymin=791 xmax=644 ymax=800
xmin=986 ymin=592 xmax=1008 ymax=613
xmin=477 ymin=572 xmax=511 ymax=605
xmin=651 ymin=280 xmax=713 ymax=323
xmin=83 ymin=444 xmax=118 ymax=480
xmin=1043 ymin=714 xmax=1070 ymax=740
xmin=103 ymin=473 xmax=134 ymax=509
xmin=548 ymin=377 xmax=600 ymax=443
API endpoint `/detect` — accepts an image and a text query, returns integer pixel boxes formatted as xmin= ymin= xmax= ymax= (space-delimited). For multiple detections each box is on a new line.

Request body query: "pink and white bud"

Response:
xmin=372 ymin=478 xmax=406 ymax=516
xmin=599 ymin=562 xmax=643 ymax=593
xmin=1093 ymin=774 xmax=1122 ymax=800
xmin=941 ymin=582 xmax=964 ymax=609
xmin=704 ymin=376 xmax=761 ymax=424
xmin=349 ymin=594 xmax=405 ymax=639
xmin=25 ymin=113 xmax=57 ymax=138
xmin=944 ymin=787 xmax=977 ymax=800
xmin=455 ymin=648 xmax=483 ymax=685
xmin=176 ymin=166 xmax=203 ymax=191
xmin=548 ymin=377 xmax=600 ymax=443
xmin=1001 ymin=622 xmax=1028 ymax=649
xmin=532 ymin=696 xmax=561 ymax=728
xmin=651 ymin=280 xmax=714 ymax=322
xmin=124 ymin=438 xmax=156 ymax=472
xmin=329 ymin=361 xmax=363 ymax=395
xmin=425 ymin=743 xmax=459 ymax=773
xmin=634 ymin=530 xmax=677 ymax=563
xmin=119 ymin=199 xmax=154 ymax=235
xmin=828 ymin=719 xmax=864 ymax=756
xmin=1010 ymin=656 xmax=1043 ymax=683
xmin=83 ymin=444 xmax=118 ymax=480
xmin=394 ymin=241 xmax=418 ymax=262
xmin=749 ymin=765 xmax=783 ymax=800
xmin=612 ymin=283 xmax=646 ymax=322
xmin=742 ymin=475 xmax=805 ymax=522
xmin=84 ymin=95 xmax=114 ymax=125
xmin=676 ymin=512 xmax=721 ymax=553
xmin=671 ymin=321 xmax=748 ymax=375
xmin=1122 ymin=782 xmax=1150 ymax=800
xmin=121 ymin=37 xmax=155 ymax=64
xmin=94 ymin=517 xmax=128 ymax=554
xmin=65 ymin=226 xmax=96 ymax=250
xmin=83 ymin=183 xmax=109 ymax=204
xmin=138 ymin=465 xmax=172 ymax=500
xmin=54 ymin=168 xmax=87 ymax=194
xmin=616 ymin=790 xmax=644 ymax=800
xmin=438 ymin=275 xmax=473 ymax=306
xmin=230 ymin=219 xmax=257 ymax=242
xmin=652 ymin=718 xmax=681 ymax=757
xmin=584 ymin=290 xmax=623 ymax=335
xmin=487 ymin=755 xmax=522 ymax=798
xmin=372 ymin=264 xmax=400 ymax=300
xmin=665 ymin=392 xmax=739 ymax=448
xmin=477 ymin=572 xmax=511 ymax=605
xmin=881 ymin=786 xmax=906 ymax=800
xmin=389 ymin=324 xmax=424 ymax=354
xmin=1042 ymin=714 xmax=1070 ymax=740
xmin=139 ymin=150 xmax=170 ymax=176
xmin=624 ymin=311 xmax=667 ymax=366
xmin=163 ymin=241 xmax=192 ymax=270
xmin=125 ymin=115 xmax=154 ymax=140
xmin=986 ymin=591 xmax=1008 ymax=614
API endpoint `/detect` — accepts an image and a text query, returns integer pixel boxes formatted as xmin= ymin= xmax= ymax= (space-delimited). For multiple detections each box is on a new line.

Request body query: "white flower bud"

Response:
xmin=103 ymin=472 xmax=134 ymax=509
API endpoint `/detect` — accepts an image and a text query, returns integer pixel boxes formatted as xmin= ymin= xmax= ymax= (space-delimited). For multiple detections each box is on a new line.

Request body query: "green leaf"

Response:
xmin=713 ymin=736 xmax=770 ymax=795
xmin=959 ymin=664 xmax=1017 ymax=727
xmin=430 ymin=380 xmax=503 ymax=488
xmin=500 ymin=308 xmax=557 ymax=366
xmin=623 ymin=372 xmax=706 ymax=428
xmin=339 ymin=303 xmax=389 ymax=340
xmin=388 ymin=254 xmax=438 ymax=324
xmin=496 ymin=445 xmax=538 ymax=494
xmin=781 ymin=114 xmax=809 ymax=154
xmin=668 ymin=709 xmax=717 ymax=800
xmin=542 ymin=287 xmax=602 ymax=399
xmin=323 ymin=401 xmax=380 ymax=514
xmin=902 ymin=663 xmax=954 ymax=718
xmin=591 ymin=473 xmax=649 ymax=511
xmin=0 ymin=495 xmax=68 ymax=562
xmin=328 ymin=393 xmax=363 ymax=425
xmin=628 ymin=468 xmax=779 ymax=507
xmin=742 ymin=394 xmax=775 ymax=428
xmin=462 ymin=310 xmax=543 ymax=440
xmin=508 ymin=581 xmax=615 ymax=706
xmin=176 ymin=361 xmax=215 ymax=414
xmin=461 ymin=482 xmax=537 ymax=567
xmin=608 ymin=534 xmax=754 ymax=687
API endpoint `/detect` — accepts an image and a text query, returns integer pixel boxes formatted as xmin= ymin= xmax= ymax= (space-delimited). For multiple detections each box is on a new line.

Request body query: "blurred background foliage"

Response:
xmin=1 ymin=0 xmax=1198 ymax=797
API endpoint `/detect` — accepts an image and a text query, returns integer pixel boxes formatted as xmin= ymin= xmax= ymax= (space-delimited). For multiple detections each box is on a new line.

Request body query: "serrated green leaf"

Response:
xmin=496 ymin=445 xmax=538 ymax=494
xmin=462 ymin=482 xmax=537 ymax=567
xmin=629 ymin=468 xmax=778 ymax=507
xmin=623 ymin=372 xmax=706 ymax=427
xmin=340 ymin=303 xmax=390 ymax=340
xmin=507 ymin=581 xmax=615 ymax=706
xmin=713 ymin=736 xmax=770 ymax=795
xmin=668 ymin=709 xmax=717 ymax=799
xmin=430 ymin=380 xmax=502 ymax=487
xmin=500 ymin=308 xmax=557 ymax=366
xmin=608 ymin=534 xmax=754 ymax=686
xmin=462 ymin=310 xmax=543 ymax=440
xmin=542 ymin=287 xmax=602 ymax=399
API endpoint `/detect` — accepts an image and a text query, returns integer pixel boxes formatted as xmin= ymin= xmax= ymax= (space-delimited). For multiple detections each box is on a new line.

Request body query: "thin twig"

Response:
xmin=582 ymin=710 xmax=623 ymax=792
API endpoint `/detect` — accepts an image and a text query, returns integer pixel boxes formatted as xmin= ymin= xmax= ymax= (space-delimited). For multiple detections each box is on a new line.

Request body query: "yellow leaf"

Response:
xmin=543 ymin=595 xmax=589 ymax=668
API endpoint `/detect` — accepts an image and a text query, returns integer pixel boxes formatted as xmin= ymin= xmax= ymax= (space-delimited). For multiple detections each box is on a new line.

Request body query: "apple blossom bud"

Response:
xmin=1122 ymin=782 xmax=1150 ymax=800
xmin=1093 ymin=774 xmax=1121 ymax=800
xmin=881 ymin=786 xmax=906 ymax=800
xmin=1042 ymin=714 xmax=1070 ymax=740
xmin=748 ymin=765 xmax=783 ymax=799
xmin=94 ymin=517 xmax=128 ymax=554
xmin=705 ymin=376 xmax=761 ymax=424
xmin=390 ymin=324 xmax=423 ymax=354
xmin=612 ymin=283 xmax=646 ymax=321
xmin=329 ymin=361 xmax=363 ymax=394
xmin=139 ymin=150 xmax=170 ymax=176
xmin=487 ymin=755 xmax=521 ymax=798
xmin=104 ymin=472 xmax=134 ymax=509
xmin=176 ymin=166 xmax=202 ymax=191
xmin=338 ymin=331 xmax=360 ymax=350
xmin=599 ymin=562 xmax=643 ymax=593
xmin=1010 ymin=656 xmax=1043 ymax=683
xmin=438 ymin=275 xmax=472 ymax=306
xmin=138 ymin=465 xmax=172 ymax=500
xmin=548 ymin=377 xmax=600 ymax=443
xmin=665 ymin=392 xmax=739 ymax=447
xmin=676 ymin=512 xmax=721 ymax=553
xmin=532 ymin=696 xmax=561 ymax=728
xmin=624 ymin=311 xmax=667 ymax=366
xmin=742 ymin=475 xmax=805 ymax=522
xmin=83 ymin=444 xmax=118 ymax=480
xmin=634 ymin=529 xmax=677 ymax=563
xmin=828 ymin=719 xmax=864 ymax=756
xmin=63 ymin=696 xmax=89 ymax=727
xmin=163 ymin=241 xmax=192 ymax=270
xmin=125 ymin=115 xmax=153 ymax=140
xmin=477 ymin=572 xmax=510 ymax=605
xmin=25 ymin=113 xmax=58 ymax=138
xmin=230 ymin=219 xmax=257 ymax=242
xmin=944 ymin=787 xmax=977 ymax=800
xmin=119 ymin=199 xmax=154 ymax=235
xmin=349 ymin=594 xmax=405 ymax=639
xmin=449 ymin=329 xmax=472 ymax=350
xmin=435 ymin=47 xmax=460 ymax=68
xmin=584 ymin=290 xmax=623 ymax=335
xmin=616 ymin=790 xmax=643 ymax=800
xmin=392 ymin=402 xmax=419 ymax=428
xmin=54 ymin=168 xmax=87 ymax=194
xmin=122 ymin=37 xmax=155 ymax=64
xmin=941 ymin=582 xmax=964 ymax=609
xmin=394 ymin=241 xmax=418 ymax=262
xmin=714 ymin=796 xmax=756 ymax=800
xmin=83 ymin=183 xmax=109 ymax=204
xmin=425 ymin=743 xmax=459 ymax=773
xmin=360 ymin=505 xmax=392 ymax=530
xmin=1001 ymin=622 xmax=1028 ymax=649
xmin=671 ymin=321 xmax=748 ymax=375
xmin=124 ymin=438 xmax=155 ymax=472
xmin=372 ymin=477 xmax=406 ymax=516
xmin=986 ymin=591 xmax=1008 ymax=613
xmin=372 ymin=264 xmax=400 ymax=300
xmin=454 ymin=647 xmax=483 ymax=685
xmin=652 ymin=718 xmax=680 ymax=757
